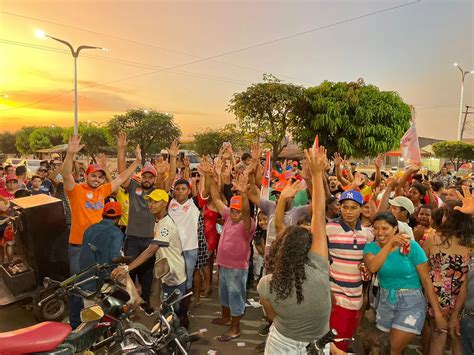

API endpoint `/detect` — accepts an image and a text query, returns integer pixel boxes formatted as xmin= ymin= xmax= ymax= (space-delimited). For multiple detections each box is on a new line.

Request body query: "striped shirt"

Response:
xmin=327 ymin=217 xmax=374 ymax=310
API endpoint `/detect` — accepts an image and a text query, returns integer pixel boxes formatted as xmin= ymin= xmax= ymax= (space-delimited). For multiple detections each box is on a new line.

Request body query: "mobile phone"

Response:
xmin=179 ymin=152 xmax=185 ymax=161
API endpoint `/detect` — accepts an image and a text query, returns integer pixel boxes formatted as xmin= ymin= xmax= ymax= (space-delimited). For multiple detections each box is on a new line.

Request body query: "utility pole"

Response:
xmin=460 ymin=105 xmax=473 ymax=140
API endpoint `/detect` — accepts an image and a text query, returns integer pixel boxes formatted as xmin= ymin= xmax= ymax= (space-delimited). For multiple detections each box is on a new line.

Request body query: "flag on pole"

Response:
xmin=261 ymin=150 xmax=271 ymax=199
xmin=400 ymin=121 xmax=421 ymax=165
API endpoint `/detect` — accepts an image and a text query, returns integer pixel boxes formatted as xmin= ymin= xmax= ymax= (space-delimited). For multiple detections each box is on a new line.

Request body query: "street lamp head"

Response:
xmin=35 ymin=29 xmax=47 ymax=39
xmin=101 ymin=47 xmax=108 ymax=51
xmin=1 ymin=94 xmax=8 ymax=98
xmin=454 ymin=62 xmax=459 ymax=67
xmin=143 ymin=109 xmax=149 ymax=114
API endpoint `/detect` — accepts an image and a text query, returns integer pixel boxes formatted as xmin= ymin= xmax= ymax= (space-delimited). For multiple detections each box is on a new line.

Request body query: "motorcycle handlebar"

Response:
xmin=38 ymin=263 xmax=114 ymax=306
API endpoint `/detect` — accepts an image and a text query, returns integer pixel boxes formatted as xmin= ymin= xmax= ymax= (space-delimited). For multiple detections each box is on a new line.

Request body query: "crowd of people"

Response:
xmin=0 ymin=134 xmax=473 ymax=355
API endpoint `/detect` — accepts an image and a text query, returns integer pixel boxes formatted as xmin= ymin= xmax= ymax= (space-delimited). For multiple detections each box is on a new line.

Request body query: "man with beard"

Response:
xmin=328 ymin=175 xmax=344 ymax=196
xmin=117 ymin=133 xmax=178 ymax=315
xmin=63 ymin=134 xmax=142 ymax=328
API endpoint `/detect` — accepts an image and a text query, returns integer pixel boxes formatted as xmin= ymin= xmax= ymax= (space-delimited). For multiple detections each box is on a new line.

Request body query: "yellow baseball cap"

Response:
xmin=144 ymin=189 xmax=169 ymax=203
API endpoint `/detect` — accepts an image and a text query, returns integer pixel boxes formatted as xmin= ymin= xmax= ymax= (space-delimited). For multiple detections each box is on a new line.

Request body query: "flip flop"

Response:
xmin=217 ymin=333 xmax=241 ymax=342
xmin=211 ymin=318 xmax=231 ymax=326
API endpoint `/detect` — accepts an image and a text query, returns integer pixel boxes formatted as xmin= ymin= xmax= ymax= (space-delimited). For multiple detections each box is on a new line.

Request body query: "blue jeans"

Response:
xmin=219 ymin=267 xmax=248 ymax=317
xmin=461 ymin=313 xmax=474 ymax=355
xmin=162 ymin=282 xmax=187 ymax=316
xmin=68 ymin=245 xmax=83 ymax=329
xmin=125 ymin=236 xmax=155 ymax=304
xmin=183 ymin=249 xmax=198 ymax=290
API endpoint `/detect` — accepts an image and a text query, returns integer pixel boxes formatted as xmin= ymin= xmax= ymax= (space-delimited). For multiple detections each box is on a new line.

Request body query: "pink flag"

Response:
xmin=261 ymin=150 xmax=271 ymax=199
xmin=400 ymin=122 xmax=421 ymax=165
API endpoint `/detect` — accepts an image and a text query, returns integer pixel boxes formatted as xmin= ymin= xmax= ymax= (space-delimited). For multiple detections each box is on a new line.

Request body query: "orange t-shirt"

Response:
xmin=66 ymin=183 xmax=113 ymax=245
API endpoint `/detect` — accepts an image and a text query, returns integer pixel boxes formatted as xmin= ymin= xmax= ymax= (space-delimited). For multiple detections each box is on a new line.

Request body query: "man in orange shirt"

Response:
xmin=62 ymin=134 xmax=142 ymax=328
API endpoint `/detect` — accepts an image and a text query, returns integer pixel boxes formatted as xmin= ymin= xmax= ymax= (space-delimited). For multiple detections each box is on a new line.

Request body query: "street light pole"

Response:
xmin=454 ymin=63 xmax=474 ymax=141
xmin=36 ymin=30 xmax=107 ymax=135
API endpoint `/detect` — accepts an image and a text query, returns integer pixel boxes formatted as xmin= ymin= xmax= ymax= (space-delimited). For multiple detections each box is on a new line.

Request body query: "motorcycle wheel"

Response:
xmin=32 ymin=289 xmax=68 ymax=322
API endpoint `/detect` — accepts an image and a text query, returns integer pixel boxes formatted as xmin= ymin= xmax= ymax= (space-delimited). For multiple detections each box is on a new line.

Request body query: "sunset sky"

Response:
xmin=0 ymin=0 xmax=473 ymax=140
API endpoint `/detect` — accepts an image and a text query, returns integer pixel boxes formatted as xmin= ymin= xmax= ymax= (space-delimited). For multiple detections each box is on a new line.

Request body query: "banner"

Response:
xmin=400 ymin=121 xmax=421 ymax=165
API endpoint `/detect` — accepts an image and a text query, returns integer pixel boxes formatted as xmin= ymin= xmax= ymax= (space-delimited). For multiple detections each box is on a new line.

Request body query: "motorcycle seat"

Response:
xmin=0 ymin=321 xmax=72 ymax=354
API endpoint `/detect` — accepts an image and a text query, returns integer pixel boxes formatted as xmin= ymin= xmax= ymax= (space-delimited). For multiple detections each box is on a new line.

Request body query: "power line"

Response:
xmin=1 ymin=0 xmax=419 ymax=111
xmin=0 ymin=9 xmax=314 ymax=85
xmin=50 ymin=0 xmax=422 ymax=94
xmin=0 ymin=39 xmax=253 ymax=85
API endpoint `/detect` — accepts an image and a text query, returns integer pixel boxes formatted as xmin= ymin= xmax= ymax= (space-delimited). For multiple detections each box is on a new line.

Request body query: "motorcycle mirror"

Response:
xmin=42 ymin=277 xmax=51 ymax=289
xmin=80 ymin=305 xmax=104 ymax=323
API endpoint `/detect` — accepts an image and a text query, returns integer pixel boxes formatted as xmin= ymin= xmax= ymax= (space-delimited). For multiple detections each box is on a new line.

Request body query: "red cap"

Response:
xmin=5 ymin=174 xmax=18 ymax=182
xmin=103 ymin=201 xmax=122 ymax=217
xmin=141 ymin=166 xmax=157 ymax=177
xmin=86 ymin=164 xmax=105 ymax=175
xmin=229 ymin=196 xmax=242 ymax=211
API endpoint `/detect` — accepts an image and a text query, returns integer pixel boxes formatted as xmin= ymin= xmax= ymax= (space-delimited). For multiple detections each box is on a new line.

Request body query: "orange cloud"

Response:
xmin=1 ymin=89 xmax=134 ymax=113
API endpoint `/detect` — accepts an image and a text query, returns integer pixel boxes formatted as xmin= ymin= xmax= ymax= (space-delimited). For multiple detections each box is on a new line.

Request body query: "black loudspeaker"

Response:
xmin=11 ymin=195 xmax=69 ymax=283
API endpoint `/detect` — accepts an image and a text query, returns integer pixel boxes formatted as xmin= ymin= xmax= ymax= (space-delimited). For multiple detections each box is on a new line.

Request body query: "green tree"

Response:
xmin=0 ymin=132 xmax=18 ymax=155
xmin=193 ymin=129 xmax=225 ymax=157
xmin=15 ymin=127 xmax=37 ymax=155
xmin=192 ymin=124 xmax=250 ymax=157
xmin=28 ymin=128 xmax=53 ymax=151
xmin=228 ymin=74 xmax=305 ymax=163
xmin=63 ymin=123 xmax=113 ymax=162
xmin=291 ymin=79 xmax=411 ymax=158
xmin=27 ymin=126 xmax=65 ymax=152
xmin=432 ymin=141 xmax=474 ymax=171
xmin=108 ymin=108 xmax=181 ymax=162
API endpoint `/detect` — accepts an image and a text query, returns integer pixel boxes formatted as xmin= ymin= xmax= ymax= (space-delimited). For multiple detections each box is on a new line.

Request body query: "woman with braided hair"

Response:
xmin=257 ymin=146 xmax=331 ymax=355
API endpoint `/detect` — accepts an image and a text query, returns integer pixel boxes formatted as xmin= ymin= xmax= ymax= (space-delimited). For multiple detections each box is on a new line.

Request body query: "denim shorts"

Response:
xmin=376 ymin=288 xmax=426 ymax=335
xmin=219 ymin=266 xmax=248 ymax=317
xmin=182 ymin=249 xmax=198 ymax=290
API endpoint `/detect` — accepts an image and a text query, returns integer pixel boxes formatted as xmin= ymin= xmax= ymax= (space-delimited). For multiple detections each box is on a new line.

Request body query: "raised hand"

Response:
xmin=197 ymin=158 xmax=213 ymax=174
xmin=375 ymin=154 xmax=384 ymax=170
xmin=408 ymin=162 xmax=422 ymax=173
xmin=67 ymin=135 xmax=85 ymax=155
xmin=154 ymin=158 xmax=170 ymax=175
xmin=135 ymin=145 xmax=142 ymax=164
xmin=168 ymin=140 xmax=180 ymax=157
xmin=117 ymin=132 xmax=128 ymax=148
xmin=454 ymin=186 xmax=474 ymax=215
xmin=333 ymin=152 xmax=343 ymax=167
xmin=97 ymin=153 xmax=108 ymax=169
xmin=305 ymin=145 xmax=328 ymax=174
xmin=280 ymin=180 xmax=303 ymax=200
xmin=353 ymin=171 xmax=365 ymax=187
xmin=251 ymin=142 xmax=262 ymax=162
xmin=232 ymin=171 xmax=249 ymax=193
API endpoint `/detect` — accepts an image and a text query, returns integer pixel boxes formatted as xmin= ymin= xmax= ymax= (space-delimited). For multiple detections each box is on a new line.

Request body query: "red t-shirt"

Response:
xmin=0 ymin=188 xmax=15 ymax=200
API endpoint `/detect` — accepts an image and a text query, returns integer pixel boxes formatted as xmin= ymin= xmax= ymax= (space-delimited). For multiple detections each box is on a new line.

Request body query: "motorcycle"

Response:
xmin=306 ymin=329 xmax=355 ymax=355
xmin=117 ymin=289 xmax=200 ymax=354
xmin=0 ymin=263 xmax=133 ymax=354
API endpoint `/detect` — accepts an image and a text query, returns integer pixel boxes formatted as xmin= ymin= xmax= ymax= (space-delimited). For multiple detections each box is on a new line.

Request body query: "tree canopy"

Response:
xmin=63 ymin=123 xmax=113 ymax=162
xmin=432 ymin=141 xmax=473 ymax=171
xmin=192 ymin=123 xmax=249 ymax=157
xmin=291 ymin=79 xmax=411 ymax=158
xmin=0 ymin=132 xmax=18 ymax=155
xmin=228 ymin=74 xmax=305 ymax=162
xmin=108 ymin=108 xmax=181 ymax=162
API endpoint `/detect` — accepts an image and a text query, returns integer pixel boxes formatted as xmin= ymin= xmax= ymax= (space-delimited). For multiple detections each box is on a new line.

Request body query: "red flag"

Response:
xmin=312 ymin=135 xmax=319 ymax=151
xmin=400 ymin=122 xmax=421 ymax=165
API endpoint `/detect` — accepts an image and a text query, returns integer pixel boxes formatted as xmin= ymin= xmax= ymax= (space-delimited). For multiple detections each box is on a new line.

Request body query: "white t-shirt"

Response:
xmin=151 ymin=215 xmax=186 ymax=286
xmin=168 ymin=198 xmax=200 ymax=251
